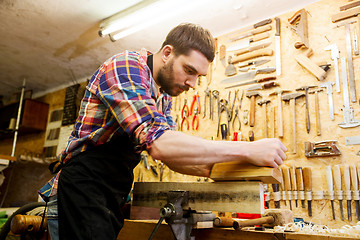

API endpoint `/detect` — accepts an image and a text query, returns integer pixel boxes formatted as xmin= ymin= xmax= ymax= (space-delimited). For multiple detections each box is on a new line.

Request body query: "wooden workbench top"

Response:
xmin=117 ymin=220 xmax=359 ymax=240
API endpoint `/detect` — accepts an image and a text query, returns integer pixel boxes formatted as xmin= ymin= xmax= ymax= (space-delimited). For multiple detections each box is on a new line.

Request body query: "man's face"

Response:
xmin=157 ymin=49 xmax=210 ymax=96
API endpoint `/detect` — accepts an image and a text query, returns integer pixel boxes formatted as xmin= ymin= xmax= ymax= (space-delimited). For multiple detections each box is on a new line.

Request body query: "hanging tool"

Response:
xmin=303 ymin=167 xmax=312 ymax=217
xmin=326 ymin=166 xmax=336 ymax=220
xmin=228 ymin=32 xmax=270 ymax=50
xmin=319 ymin=82 xmax=335 ymax=121
xmin=220 ymin=123 xmax=228 ymax=140
xmin=350 ymin=165 xmax=360 ymax=221
xmin=243 ymin=110 xmax=249 ymax=125
xmin=324 ymin=44 xmax=340 ymax=93
xmin=225 ymin=76 xmax=276 ymax=89
xmin=219 ymin=45 xmax=226 ymax=67
xmin=231 ymin=49 xmax=273 ymax=64
xmin=246 ymin=81 xmax=279 ymax=91
xmin=340 ymin=1 xmax=360 ymax=11
xmin=296 ymin=167 xmax=306 ymax=208
xmin=180 ymin=98 xmax=190 ymax=131
xmin=190 ymin=90 xmax=201 ymax=116
xmin=334 ymin=165 xmax=345 ymax=221
xmin=353 ymin=27 xmax=359 ymax=55
xmin=248 ymin=130 xmax=254 ymax=142
xmin=258 ymin=99 xmax=270 ymax=138
xmin=217 ymin=99 xmax=229 ymax=138
xmin=290 ymin=166 xmax=298 ymax=208
xmin=225 ymin=56 xmax=237 ymax=76
xmin=336 ymin=21 xmax=357 ymax=103
xmin=288 ymin=9 xmax=309 ymax=48
xmin=192 ymin=107 xmax=199 ymax=130
xmin=232 ymin=103 xmax=242 ymax=132
xmin=203 ymin=87 xmax=212 ymax=119
xmin=344 ymin=165 xmax=352 ymax=221
xmin=238 ymin=58 xmax=270 ymax=71
xmin=332 ymin=6 xmax=360 ymax=22
xmin=309 ymin=88 xmax=323 ymax=136
xmin=282 ymin=92 xmax=305 ymax=154
xmin=234 ymin=43 xmax=272 ymax=57
xmin=339 ymin=58 xmax=360 ymax=128
xmin=294 ymin=49 xmax=327 ymax=81
xmin=296 ymin=85 xmax=316 ymax=134
xmin=221 ymin=67 xmax=276 ymax=84
xmin=304 ymin=141 xmax=341 ymax=158
xmin=282 ymin=167 xmax=293 ymax=210
xmin=269 ymin=90 xmax=291 ymax=138
xmin=246 ymin=91 xmax=262 ymax=127
xmin=230 ymin=25 xmax=272 ymax=42
xmin=212 ymin=90 xmax=220 ymax=121
xmin=275 ymin=17 xmax=281 ymax=76
xmin=229 ymin=18 xmax=272 ymax=37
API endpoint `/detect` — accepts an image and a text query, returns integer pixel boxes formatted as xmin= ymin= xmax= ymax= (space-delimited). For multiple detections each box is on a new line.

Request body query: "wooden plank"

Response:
xmin=118 ymin=220 xmax=360 ymax=240
xmin=210 ymin=163 xmax=282 ymax=183
xmin=331 ymin=6 xmax=360 ymax=23
xmin=132 ymin=182 xmax=264 ymax=214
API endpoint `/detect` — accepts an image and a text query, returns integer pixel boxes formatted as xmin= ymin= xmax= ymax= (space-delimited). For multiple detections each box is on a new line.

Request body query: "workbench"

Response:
xmin=118 ymin=219 xmax=359 ymax=240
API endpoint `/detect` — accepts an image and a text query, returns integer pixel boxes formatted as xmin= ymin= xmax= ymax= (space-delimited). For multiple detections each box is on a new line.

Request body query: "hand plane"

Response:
xmin=288 ymin=9 xmax=309 ymax=49
xmin=304 ymin=140 xmax=341 ymax=157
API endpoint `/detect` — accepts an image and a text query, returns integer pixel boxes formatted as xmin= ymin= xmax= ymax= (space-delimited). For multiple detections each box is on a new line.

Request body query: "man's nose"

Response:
xmin=185 ymin=76 xmax=198 ymax=88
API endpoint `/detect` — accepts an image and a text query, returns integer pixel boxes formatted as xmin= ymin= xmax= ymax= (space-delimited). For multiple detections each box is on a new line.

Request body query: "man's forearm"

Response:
xmin=148 ymin=130 xmax=287 ymax=170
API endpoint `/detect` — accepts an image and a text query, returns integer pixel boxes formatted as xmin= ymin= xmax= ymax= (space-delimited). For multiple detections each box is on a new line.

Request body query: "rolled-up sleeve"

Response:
xmin=94 ymin=52 xmax=172 ymax=152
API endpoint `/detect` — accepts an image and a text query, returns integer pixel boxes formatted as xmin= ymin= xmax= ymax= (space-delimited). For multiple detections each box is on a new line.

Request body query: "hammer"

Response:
xmin=282 ymin=92 xmax=305 ymax=154
xmin=309 ymin=88 xmax=323 ymax=136
xmin=269 ymin=90 xmax=291 ymax=138
xmin=296 ymin=85 xmax=316 ymax=133
xmin=246 ymin=91 xmax=262 ymax=127
xmin=233 ymin=209 xmax=293 ymax=230
xmin=258 ymin=99 xmax=271 ymax=138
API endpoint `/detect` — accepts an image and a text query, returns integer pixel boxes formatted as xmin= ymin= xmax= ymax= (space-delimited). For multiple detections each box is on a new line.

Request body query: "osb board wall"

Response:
xmin=133 ymin=0 xmax=360 ymax=229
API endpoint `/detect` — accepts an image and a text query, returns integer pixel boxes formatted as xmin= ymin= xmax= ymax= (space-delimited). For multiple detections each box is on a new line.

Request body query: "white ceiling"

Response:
xmin=0 ymin=0 xmax=320 ymax=101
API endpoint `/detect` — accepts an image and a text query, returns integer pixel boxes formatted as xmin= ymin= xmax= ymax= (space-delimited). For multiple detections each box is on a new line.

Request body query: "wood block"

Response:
xmin=132 ymin=182 xmax=264 ymax=214
xmin=210 ymin=163 xmax=282 ymax=184
xmin=294 ymin=54 xmax=327 ymax=81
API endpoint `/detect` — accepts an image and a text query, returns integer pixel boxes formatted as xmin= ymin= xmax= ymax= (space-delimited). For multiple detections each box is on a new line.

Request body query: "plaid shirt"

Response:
xmin=39 ymin=50 xmax=175 ymax=199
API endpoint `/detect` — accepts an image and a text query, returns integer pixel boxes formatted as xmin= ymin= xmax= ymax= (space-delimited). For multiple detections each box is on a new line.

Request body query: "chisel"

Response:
xmin=343 ymin=165 xmax=352 ymax=221
xmin=303 ymin=167 xmax=312 ymax=217
xmin=334 ymin=165 xmax=345 ymax=221
xmin=296 ymin=167 xmax=306 ymax=208
xmin=272 ymin=183 xmax=281 ymax=208
xmin=350 ymin=165 xmax=360 ymax=221
xmin=282 ymin=167 xmax=292 ymax=210
xmin=326 ymin=166 xmax=336 ymax=220
xmin=290 ymin=166 xmax=298 ymax=208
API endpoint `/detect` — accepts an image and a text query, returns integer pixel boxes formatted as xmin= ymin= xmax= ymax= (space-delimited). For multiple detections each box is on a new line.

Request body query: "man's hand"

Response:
xmin=245 ymin=138 xmax=287 ymax=168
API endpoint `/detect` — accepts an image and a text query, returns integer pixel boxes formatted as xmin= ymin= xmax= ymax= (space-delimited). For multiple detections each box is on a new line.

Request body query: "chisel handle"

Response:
xmin=296 ymin=167 xmax=304 ymax=191
xmin=290 ymin=166 xmax=297 ymax=191
xmin=343 ymin=165 xmax=351 ymax=192
xmin=350 ymin=165 xmax=358 ymax=191
xmin=232 ymin=49 xmax=273 ymax=64
xmin=326 ymin=166 xmax=334 ymax=192
xmin=282 ymin=167 xmax=291 ymax=191
xmin=303 ymin=167 xmax=312 ymax=191
xmin=333 ymin=165 xmax=342 ymax=191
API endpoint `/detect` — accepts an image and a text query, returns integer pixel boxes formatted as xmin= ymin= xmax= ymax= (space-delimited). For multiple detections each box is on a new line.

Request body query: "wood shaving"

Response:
xmin=274 ymin=221 xmax=360 ymax=238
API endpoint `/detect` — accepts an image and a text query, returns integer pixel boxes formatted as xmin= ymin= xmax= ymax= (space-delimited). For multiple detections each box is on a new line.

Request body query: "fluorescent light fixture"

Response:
xmin=100 ymin=0 xmax=208 ymax=41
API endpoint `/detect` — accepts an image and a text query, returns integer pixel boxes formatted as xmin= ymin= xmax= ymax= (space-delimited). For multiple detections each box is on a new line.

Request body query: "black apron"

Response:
xmin=57 ymin=134 xmax=140 ymax=240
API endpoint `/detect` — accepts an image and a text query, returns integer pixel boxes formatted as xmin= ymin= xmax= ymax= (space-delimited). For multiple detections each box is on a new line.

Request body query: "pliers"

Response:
xmin=181 ymin=98 xmax=190 ymax=131
xmin=190 ymin=90 xmax=201 ymax=115
xmin=192 ymin=107 xmax=199 ymax=130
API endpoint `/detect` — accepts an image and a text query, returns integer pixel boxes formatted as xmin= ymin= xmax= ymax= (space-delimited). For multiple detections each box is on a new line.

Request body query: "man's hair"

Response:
xmin=161 ymin=23 xmax=215 ymax=62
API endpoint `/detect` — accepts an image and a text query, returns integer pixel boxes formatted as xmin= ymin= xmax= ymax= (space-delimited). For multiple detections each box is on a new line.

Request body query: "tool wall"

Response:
xmin=132 ymin=0 xmax=360 ymax=229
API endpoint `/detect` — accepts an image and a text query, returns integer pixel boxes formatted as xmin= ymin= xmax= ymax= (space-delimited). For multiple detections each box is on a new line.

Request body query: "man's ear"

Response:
xmin=161 ymin=45 xmax=173 ymax=63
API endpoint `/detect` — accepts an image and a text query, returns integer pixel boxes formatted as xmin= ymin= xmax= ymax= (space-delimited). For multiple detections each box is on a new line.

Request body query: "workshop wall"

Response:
xmin=133 ymin=0 xmax=360 ymax=229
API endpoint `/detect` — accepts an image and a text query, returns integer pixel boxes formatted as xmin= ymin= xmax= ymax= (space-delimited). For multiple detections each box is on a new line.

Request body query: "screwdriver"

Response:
xmin=220 ymin=123 xmax=228 ymax=140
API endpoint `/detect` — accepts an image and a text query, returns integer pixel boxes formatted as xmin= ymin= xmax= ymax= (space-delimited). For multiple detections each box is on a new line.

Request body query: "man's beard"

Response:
xmin=157 ymin=58 xmax=186 ymax=96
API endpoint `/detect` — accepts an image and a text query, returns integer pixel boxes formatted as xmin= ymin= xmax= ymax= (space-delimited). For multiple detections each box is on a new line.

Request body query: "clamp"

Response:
xmin=148 ymin=191 xmax=215 ymax=240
